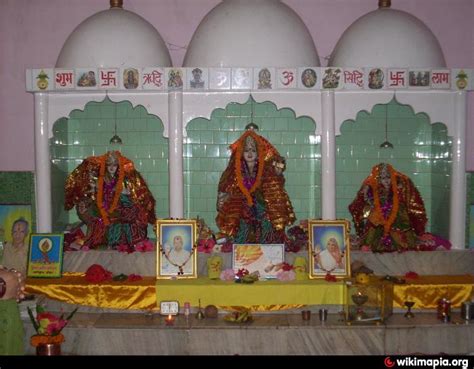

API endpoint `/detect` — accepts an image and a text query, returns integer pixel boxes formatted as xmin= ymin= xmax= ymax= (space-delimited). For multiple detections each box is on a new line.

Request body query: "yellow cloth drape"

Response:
xmin=26 ymin=272 xmax=157 ymax=310
xmin=156 ymin=278 xmax=345 ymax=311
xmin=25 ymin=273 xmax=474 ymax=311
xmin=392 ymin=275 xmax=474 ymax=309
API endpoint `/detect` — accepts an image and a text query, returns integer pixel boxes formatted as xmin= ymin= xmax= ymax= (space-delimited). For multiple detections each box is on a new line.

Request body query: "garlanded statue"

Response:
xmin=216 ymin=126 xmax=296 ymax=243
xmin=348 ymin=163 xmax=427 ymax=252
xmin=65 ymin=151 xmax=156 ymax=252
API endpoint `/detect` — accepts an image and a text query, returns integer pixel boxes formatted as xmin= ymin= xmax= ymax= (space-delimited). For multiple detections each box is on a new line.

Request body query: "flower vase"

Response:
xmin=36 ymin=343 xmax=61 ymax=356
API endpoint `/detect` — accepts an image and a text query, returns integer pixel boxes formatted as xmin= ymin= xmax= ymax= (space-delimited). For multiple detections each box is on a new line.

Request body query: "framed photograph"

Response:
xmin=0 ymin=204 xmax=32 ymax=243
xmin=156 ymin=219 xmax=197 ymax=279
xmin=232 ymin=244 xmax=285 ymax=279
xmin=27 ymin=233 xmax=64 ymax=278
xmin=0 ymin=204 xmax=32 ymax=266
xmin=308 ymin=220 xmax=351 ymax=279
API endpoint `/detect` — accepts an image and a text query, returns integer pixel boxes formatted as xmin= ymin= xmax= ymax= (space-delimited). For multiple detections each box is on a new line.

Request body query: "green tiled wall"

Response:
xmin=50 ymin=98 xmax=168 ymax=232
xmin=0 ymin=172 xmax=36 ymax=231
xmin=336 ymin=99 xmax=452 ymax=238
xmin=44 ymin=96 xmax=468 ymax=244
xmin=459 ymin=172 xmax=474 ymax=248
xmin=184 ymin=98 xmax=319 ymax=230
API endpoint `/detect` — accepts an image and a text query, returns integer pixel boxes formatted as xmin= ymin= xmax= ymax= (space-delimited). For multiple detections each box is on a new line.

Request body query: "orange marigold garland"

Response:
xmin=30 ymin=334 xmax=65 ymax=347
xmin=234 ymin=131 xmax=265 ymax=206
xmin=366 ymin=164 xmax=400 ymax=235
xmin=96 ymin=153 xmax=125 ymax=226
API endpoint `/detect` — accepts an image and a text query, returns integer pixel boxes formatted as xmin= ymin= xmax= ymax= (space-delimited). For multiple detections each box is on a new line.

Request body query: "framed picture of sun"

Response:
xmin=27 ymin=233 xmax=64 ymax=278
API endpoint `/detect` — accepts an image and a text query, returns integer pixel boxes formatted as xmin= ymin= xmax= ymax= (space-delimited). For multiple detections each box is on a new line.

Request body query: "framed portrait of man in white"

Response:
xmin=156 ymin=219 xmax=197 ymax=279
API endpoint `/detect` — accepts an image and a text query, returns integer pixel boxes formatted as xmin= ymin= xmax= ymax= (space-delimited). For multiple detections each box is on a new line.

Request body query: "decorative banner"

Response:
xmin=209 ymin=67 xmax=231 ymax=90
xmin=25 ymin=67 xmax=474 ymax=92
xmin=142 ymin=67 xmax=165 ymax=90
xmin=186 ymin=67 xmax=208 ymax=90
xmin=165 ymin=68 xmax=185 ymax=90
xmin=254 ymin=67 xmax=275 ymax=90
xmin=322 ymin=67 xmax=343 ymax=90
xmin=121 ymin=67 xmax=141 ymax=90
xmin=365 ymin=67 xmax=386 ymax=90
xmin=430 ymin=69 xmax=450 ymax=89
xmin=76 ymin=68 xmax=98 ymax=89
xmin=298 ymin=67 xmax=321 ymax=90
xmin=31 ymin=69 xmax=54 ymax=91
xmin=387 ymin=69 xmax=408 ymax=89
xmin=277 ymin=68 xmax=297 ymax=89
xmin=99 ymin=68 xmax=119 ymax=89
xmin=342 ymin=68 xmax=364 ymax=90
xmin=232 ymin=68 xmax=252 ymax=90
xmin=54 ymin=69 xmax=75 ymax=90
xmin=452 ymin=69 xmax=470 ymax=91
xmin=408 ymin=69 xmax=431 ymax=89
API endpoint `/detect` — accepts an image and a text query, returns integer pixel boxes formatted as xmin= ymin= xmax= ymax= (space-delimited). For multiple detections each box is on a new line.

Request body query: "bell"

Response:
xmin=195 ymin=298 xmax=205 ymax=319
xmin=196 ymin=309 xmax=205 ymax=320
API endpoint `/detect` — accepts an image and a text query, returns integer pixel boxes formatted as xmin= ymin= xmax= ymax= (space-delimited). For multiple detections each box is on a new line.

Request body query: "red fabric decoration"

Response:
xmin=405 ymin=271 xmax=419 ymax=279
xmin=85 ymin=264 xmax=113 ymax=283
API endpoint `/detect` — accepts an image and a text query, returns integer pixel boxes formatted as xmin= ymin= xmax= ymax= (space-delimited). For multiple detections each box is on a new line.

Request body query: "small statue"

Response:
xmin=215 ymin=127 xmax=295 ymax=243
xmin=65 ymin=151 xmax=156 ymax=252
xmin=348 ymin=163 xmax=427 ymax=252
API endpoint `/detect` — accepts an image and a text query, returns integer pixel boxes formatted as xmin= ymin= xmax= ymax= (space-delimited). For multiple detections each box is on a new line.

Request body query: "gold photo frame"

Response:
xmin=156 ymin=219 xmax=198 ymax=279
xmin=308 ymin=219 xmax=351 ymax=279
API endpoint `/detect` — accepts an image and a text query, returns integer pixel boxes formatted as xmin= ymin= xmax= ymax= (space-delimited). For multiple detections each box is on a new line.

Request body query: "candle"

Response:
xmin=165 ymin=314 xmax=175 ymax=326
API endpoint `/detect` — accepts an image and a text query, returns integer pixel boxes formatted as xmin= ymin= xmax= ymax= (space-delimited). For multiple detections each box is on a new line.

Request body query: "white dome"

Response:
xmin=329 ymin=7 xmax=446 ymax=68
xmin=56 ymin=6 xmax=171 ymax=68
xmin=183 ymin=0 xmax=320 ymax=68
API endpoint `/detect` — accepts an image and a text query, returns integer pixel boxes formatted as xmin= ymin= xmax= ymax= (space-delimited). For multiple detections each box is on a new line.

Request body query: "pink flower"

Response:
xmin=276 ymin=270 xmax=295 ymax=281
xmin=46 ymin=320 xmax=66 ymax=335
xmin=220 ymin=269 xmax=235 ymax=281
xmin=197 ymin=238 xmax=216 ymax=253
xmin=81 ymin=245 xmax=90 ymax=251
xmin=360 ymin=245 xmax=371 ymax=252
xmin=135 ymin=240 xmax=154 ymax=252
xmin=117 ymin=244 xmax=132 ymax=253
xmin=37 ymin=312 xmax=67 ymax=335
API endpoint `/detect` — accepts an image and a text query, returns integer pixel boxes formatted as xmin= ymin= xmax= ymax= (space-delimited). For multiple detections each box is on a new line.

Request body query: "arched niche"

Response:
xmin=50 ymin=98 xmax=168 ymax=232
xmin=337 ymin=98 xmax=452 ymax=238
xmin=183 ymin=97 xmax=318 ymax=230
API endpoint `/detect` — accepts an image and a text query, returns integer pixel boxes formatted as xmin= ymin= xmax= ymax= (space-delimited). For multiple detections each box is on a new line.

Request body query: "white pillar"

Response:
xmin=34 ymin=93 xmax=52 ymax=232
xmin=321 ymin=91 xmax=336 ymax=219
xmin=449 ymin=91 xmax=467 ymax=249
xmin=168 ymin=91 xmax=184 ymax=218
